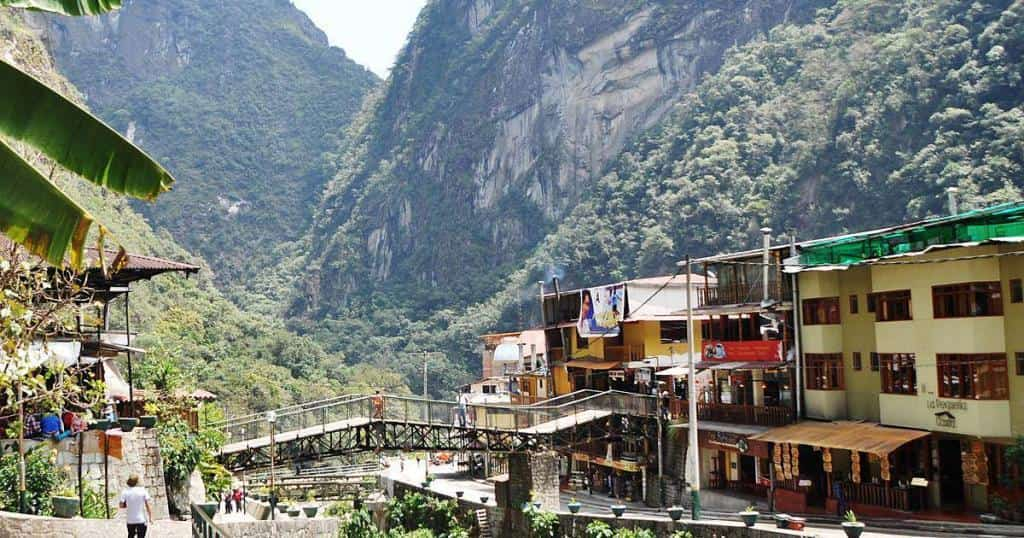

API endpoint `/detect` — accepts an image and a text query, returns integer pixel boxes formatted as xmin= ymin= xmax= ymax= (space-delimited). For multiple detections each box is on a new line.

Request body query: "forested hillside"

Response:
xmin=0 ymin=9 xmax=407 ymax=415
xmin=302 ymin=0 xmax=1024 ymax=392
xmin=34 ymin=0 xmax=379 ymax=301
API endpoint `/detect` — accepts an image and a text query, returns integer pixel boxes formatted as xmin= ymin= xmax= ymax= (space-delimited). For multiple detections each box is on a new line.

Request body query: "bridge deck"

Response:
xmin=219 ymin=409 xmax=613 ymax=456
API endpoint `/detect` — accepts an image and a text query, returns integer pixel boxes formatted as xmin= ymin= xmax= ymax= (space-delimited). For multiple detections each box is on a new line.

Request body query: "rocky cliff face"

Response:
xmin=307 ymin=0 xmax=822 ymax=316
xmin=33 ymin=0 xmax=379 ymax=292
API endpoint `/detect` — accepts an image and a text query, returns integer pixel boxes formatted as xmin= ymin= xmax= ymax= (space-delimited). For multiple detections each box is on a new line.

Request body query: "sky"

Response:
xmin=292 ymin=0 xmax=428 ymax=78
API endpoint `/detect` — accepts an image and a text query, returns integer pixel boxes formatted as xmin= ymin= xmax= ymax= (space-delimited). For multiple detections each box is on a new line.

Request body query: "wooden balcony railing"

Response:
xmin=838 ymin=482 xmax=915 ymax=512
xmin=697 ymin=280 xmax=788 ymax=307
xmin=697 ymin=402 xmax=795 ymax=426
xmin=510 ymin=393 xmax=548 ymax=405
xmin=710 ymin=478 xmax=770 ymax=498
xmin=604 ymin=344 xmax=645 ymax=363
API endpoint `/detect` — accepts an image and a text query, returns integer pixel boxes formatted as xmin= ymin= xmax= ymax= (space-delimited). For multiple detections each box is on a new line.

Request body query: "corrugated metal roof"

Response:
xmin=749 ymin=420 xmax=929 ymax=456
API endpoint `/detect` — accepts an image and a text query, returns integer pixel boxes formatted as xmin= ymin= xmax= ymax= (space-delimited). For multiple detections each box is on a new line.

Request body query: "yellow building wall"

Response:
xmin=838 ymin=266 xmax=881 ymax=421
xmin=571 ymin=321 xmax=703 ymax=361
xmin=1000 ymin=245 xmax=1024 ymax=436
xmin=870 ymin=246 xmax=1012 ymax=436
xmin=800 ymin=272 xmax=848 ymax=420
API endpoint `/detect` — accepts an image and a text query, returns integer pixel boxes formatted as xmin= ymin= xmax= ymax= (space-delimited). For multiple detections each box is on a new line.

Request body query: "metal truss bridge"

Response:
xmin=213 ymin=390 xmax=657 ymax=471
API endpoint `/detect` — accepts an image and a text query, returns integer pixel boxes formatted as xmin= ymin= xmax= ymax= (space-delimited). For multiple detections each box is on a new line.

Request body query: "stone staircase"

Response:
xmin=475 ymin=508 xmax=493 ymax=538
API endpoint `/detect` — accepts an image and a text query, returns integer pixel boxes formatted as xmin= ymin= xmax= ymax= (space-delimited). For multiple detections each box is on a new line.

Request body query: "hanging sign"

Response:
xmin=577 ymin=285 xmax=625 ymax=338
xmin=702 ymin=340 xmax=783 ymax=361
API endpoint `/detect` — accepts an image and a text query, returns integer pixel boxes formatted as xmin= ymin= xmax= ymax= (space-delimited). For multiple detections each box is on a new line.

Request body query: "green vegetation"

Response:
xmin=583 ymin=522 xmax=657 ymax=538
xmin=523 ymin=502 xmax=559 ymax=538
xmin=39 ymin=0 xmax=378 ymax=293
xmin=0 ymin=447 xmax=61 ymax=515
xmin=386 ymin=491 xmax=468 ymax=538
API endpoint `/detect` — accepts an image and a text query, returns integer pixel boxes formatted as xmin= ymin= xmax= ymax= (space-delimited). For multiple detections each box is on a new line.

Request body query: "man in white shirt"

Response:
xmin=119 ymin=474 xmax=153 ymax=537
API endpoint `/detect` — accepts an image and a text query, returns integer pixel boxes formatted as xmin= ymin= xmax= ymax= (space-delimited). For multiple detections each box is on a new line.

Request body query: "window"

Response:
xmin=1017 ymin=352 xmax=1024 ymax=376
xmin=805 ymin=353 xmax=844 ymax=390
xmin=867 ymin=293 xmax=877 ymax=313
xmin=852 ymin=352 xmax=862 ymax=371
xmin=482 ymin=385 xmax=495 ymax=394
xmin=849 ymin=294 xmax=859 ymax=314
xmin=937 ymin=353 xmax=1009 ymax=400
xmin=873 ymin=290 xmax=912 ymax=321
xmin=1011 ymin=279 xmax=1023 ymax=303
xmin=879 ymin=353 xmax=917 ymax=394
xmin=932 ymin=282 xmax=1003 ymax=318
xmin=870 ymin=352 xmax=880 ymax=372
xmin=802 ymin=297 xmax=840 ymax=325
xmin=659 ymin=321 xmax=688 ymax=343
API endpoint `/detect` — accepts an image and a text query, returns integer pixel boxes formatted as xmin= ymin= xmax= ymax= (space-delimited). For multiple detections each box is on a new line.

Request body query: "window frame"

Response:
xmin=873 ymin=290 xmax=912 ymax=322
xmin=1017 ymin=352 xmax=1024 ymax=376
xmin=802 ymin=297 xmax=841 ymax=325
xmin=659 ymin=320 xmax=688 ymax=343
xmin=931 ymin=281 xmax=1003 ymax=319
xmin=1011 ymin=278 xmax=1023 ymax=304
xmin=878 ymin=353 xmax=917 ymax=395
xmin=805 ymin=353 xmax=844 ymax=390
xmin=849 ymin=294 xmax=859 ymax=314
xmin=936 ymin=353 xmax=1009 ymax=400
xmin=852 ymin=351 xmax=862 ymax=371
xmin=869 ymin=352 xmax=880 ymax=372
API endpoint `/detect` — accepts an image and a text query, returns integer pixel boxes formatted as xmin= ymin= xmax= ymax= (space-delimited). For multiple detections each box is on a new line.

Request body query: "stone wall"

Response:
xmin=552 ymin=513 xmax=811 ymax=538
xmin=53 ymin=428 xmax=170 ymax=519
xmin=507 ymin=451 xmax=559 ymax=509
xmin=0 ymin=511 xmax=126 ymax=538
xmin=218 ymin=518 xmax=339 ymax=538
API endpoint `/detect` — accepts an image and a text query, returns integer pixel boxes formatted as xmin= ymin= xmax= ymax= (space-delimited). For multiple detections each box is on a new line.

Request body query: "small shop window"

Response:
xmin=937 ymin=353 xmax=1009 ymax=400
xmin=849 ymin=294 xmax=859 ymax=314
xmin=869 ymin=352 xmax=880 ymax=372
xmin=852 ymin=352 xmax=862 ymax=371
xmin=879 ymin=353 xmax=917 ymax=394
xmin=867 ymin=293 xmax=877 ymax=313
xmin=805 ymin=353 xmax=844 ymax=390
xmin=1016 ymin=352 xmax=1024 ymax=376
xmin=1011 ymin=278 xmax=1023 ymax=303
xmin=932 ymin=282 xmax=1003 ymax=318
xmin=802 ymin=297 xmax=840 ymax=325
xmin=873 ymin=290 xmax=912 ymax=322
xmin=659 ymin=320 xmax=688 ymax=343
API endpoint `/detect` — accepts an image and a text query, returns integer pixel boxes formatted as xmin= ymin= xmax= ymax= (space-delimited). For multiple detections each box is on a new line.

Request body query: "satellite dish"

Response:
xmin=493 ymin=342 xmax=521 ymax=364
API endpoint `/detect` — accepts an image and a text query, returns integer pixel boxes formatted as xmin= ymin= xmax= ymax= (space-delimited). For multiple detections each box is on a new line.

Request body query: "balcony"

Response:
xmin=697 ymin=402 xmax=795 ymax=427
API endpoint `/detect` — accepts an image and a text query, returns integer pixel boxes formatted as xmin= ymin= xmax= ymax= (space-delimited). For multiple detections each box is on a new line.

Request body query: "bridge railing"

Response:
xmin=217 ymin=390 xmax=657 ymax=446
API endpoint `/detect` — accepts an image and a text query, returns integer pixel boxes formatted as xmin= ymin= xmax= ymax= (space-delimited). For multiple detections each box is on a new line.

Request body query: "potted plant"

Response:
xmin=667 ymin=505 xmax=684 ymax=521
xmin=479 ymin=496 xmax=489 ymax=504
xmin=774 ymin=513 xmax=791 ymax=528
xmin=303 ymin=505 xmax=318 ymax=518
xmin=197 ymin=501 xmax=219 ymax=518
xmin=568 ymin=498 xmax=582 ymax=514
xmin=89 ymin=419 xmax=110 ymax=431
xmin=787 ymin=515 xmax=806 ymax=531
xmin=739 ymin=505 xmax=759 ymax=527
xmin=139 ymin=415 xmax=158 ymax=428
xmin=455 ymin=490 xmax=464 ymax=498
xmin=277 ymin=502 xmax=289 ymax=513
xmin=610 ymin=504 xmax=626 ymax=518
xmin=841 ymin=510 xmax=865 ymax=538
xmin=118 ymin=417 xmax=139 ymax=432
xmin=51 ymin=486 xmax=79 ymax=519
xmin=287 ymin=507 xmax=300 ymax=517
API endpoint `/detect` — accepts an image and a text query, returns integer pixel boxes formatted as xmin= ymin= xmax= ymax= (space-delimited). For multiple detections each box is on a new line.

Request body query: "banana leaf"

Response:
xmin=0 ymin=0 xmax=122 ymax=16
xmin=0 ymin=138 xmax=93 ymax=268
xmin=0 ymin=59 xmax=173 ymax=201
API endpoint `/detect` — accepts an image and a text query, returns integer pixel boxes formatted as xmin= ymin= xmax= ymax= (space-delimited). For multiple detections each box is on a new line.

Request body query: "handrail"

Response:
xmin=207 ymin=393 xmax=361 ymax=429
xmin=191 ymin=503 xmax=229 ymax=538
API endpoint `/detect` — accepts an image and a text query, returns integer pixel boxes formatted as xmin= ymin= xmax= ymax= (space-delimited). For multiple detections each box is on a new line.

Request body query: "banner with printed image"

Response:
xmin=577 ymin=284 xmax=625 ymax=338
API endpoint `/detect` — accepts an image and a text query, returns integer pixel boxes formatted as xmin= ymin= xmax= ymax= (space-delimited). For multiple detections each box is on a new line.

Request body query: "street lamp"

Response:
xmin=684 ymin=256 xmax=701 ymax=519
xmin=266 ymin=410 xmax=277 ymax=520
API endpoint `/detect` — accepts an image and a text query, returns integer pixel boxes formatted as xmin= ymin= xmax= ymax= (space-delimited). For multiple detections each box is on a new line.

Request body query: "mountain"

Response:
xmin=0 ymin=8 xmax=406 ymax=415
xmin=302 ymin=0 xmax=1024 ymax=393
xmin=31 ymin=0 xmax=379 ymax=299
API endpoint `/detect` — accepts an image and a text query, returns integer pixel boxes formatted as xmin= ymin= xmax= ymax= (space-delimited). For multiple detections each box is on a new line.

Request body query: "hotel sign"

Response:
xmin=703 ymin=340 xmax=783 ymax=362
xmin=927 ymin=399 xmax=966 ymax=429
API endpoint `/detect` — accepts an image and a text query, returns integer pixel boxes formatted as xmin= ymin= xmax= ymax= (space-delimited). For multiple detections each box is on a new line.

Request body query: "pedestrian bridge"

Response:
xmin=213 ymin=391 xmax=656 ymax=471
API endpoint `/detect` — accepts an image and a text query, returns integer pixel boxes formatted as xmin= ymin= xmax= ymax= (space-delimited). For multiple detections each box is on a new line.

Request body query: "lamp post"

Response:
xmin=685 ymin=255 xmax=701 ymax=519
xmin=266 ymin=410 xmax=277 ymax=520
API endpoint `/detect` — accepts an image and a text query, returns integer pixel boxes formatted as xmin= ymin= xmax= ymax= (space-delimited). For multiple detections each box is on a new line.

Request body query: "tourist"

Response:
xmin=233 ymin=487 xmax=243 ymax=512
xmin=372 ymin=390 xmax=384 ymax=420
xmin=660 ymin=390 xmax=670 ymax=421
xmin=119 ymin=474 xmax=153 ymax=538
xmin=457 ymin=391 xmax=469 ymax=427
xmin=223 ymin=490 xmax=233 ymax=513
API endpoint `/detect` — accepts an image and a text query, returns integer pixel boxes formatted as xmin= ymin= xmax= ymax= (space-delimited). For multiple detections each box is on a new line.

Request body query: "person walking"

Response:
xmin=457 ymin=391 xmax=469 ymax=428
xmin=232 ymin=487 xmax=244 ymax=513
xmin=119 ymin=475 xmax=153 ymax=538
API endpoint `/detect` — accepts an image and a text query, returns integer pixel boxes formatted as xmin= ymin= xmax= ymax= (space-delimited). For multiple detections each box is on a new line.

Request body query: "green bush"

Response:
xmin=385 ymin=492 xmax=467 ymax=538
xmin=81 ymin=479 xmax=113 ymax=519
xmin=0 ymin=447 xmax=63 ymax=515
xmin=339 ymin=508 xmax=383 ymax=538
xmin=523 ymin=503 xmax=559 ymax=538
xmin=671 ymin=530 xmax=694 ymax=538
xmin=614 ymin=528 xmax=656 ymax=538
xmin=585 ymin=521 xmax=614 ymax=538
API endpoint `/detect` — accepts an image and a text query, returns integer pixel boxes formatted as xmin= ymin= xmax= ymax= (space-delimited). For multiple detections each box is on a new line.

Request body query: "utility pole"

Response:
xmin=790 ymin=232 xmax=803 ymax=419
xmin=656 ymin=350 xmax=663 ymax=509
xmin=685 ymin=256 xmax=701 ymax=519
xmin=423 ymin=351 xmax=428 ymax=399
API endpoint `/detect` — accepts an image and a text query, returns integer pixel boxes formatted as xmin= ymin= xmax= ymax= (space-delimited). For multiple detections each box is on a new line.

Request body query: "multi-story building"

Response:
xmin=717 ymin=202 xmax=1024 ymax=519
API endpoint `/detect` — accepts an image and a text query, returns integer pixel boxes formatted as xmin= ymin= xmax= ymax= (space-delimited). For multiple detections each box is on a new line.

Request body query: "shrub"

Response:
xmin=0 ymin=447 xmax=63 ymax=515
xmin=523 ymin=503 xmax=559 ymax=538
xmin=386 ymin=491 xmax=465 ymax=537
xmin=585 ymin=520 xmax=614 ymax=538
xmin=615 ymin=528 xmax=655 ymax=538
xmin=339 ymin=508 xmax=383 ymax=538
xmin=671 ymin=530 xmax=694 ymax=538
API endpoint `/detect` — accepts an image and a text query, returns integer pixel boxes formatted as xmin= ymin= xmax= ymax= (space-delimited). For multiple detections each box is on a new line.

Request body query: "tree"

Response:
xmin=0 ymin=0 xmax=174 ymax=268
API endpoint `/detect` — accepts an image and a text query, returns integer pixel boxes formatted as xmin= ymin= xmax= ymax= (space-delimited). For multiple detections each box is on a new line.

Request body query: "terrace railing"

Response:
xmin=191 ymin=503 xmax=229 ymax=538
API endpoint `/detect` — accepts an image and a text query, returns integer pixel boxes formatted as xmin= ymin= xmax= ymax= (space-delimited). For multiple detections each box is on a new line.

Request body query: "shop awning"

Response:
xmin=564 ymin=360 xmax=621 ymax=370
xmin=749 ymin=421 xmax=930 ymax=456
xmin=734 ymin=361 xmax=787 ymax=370
xmin=656 ymin=365 xmax=690 ymax=377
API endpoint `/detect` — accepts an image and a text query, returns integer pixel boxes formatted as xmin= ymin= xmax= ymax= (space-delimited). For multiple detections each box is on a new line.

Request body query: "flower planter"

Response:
xmin=479 ymin=496 xmax=489 ymax=504
xmin=89 ymin=419 xmax=110 ymax=431
xmin=610 ymin=505 xmax=626 ymax=518
xmin=51 ymin=496 xmax=79 ymax=518
xmin=277 ymin=503 xmax=289 ymax=513
xmin=118 ymin=417 xmax=139 ymax=432
xmin=787 ymin=516 xmax=806 ymax=531
xmin=667 ymin=506 xmax=684 ymax=522
xmin=421 ymin=481 xmax=431 ymax=489
xmin=139 ymin=415 xmax=158 ymax=428
xmin=303 ymin=506 xmax=318 ymax=518
xmin=197 ymin=502 xmax=218 ymax=518
xmin=455 ymin=490 xmax=464 ymax=498
xmin=774 ymin=514 xmax=791 ymax=529
xmin=532 ymin=501 xmax=542 ymax=509
xmin=739 ymin=511 xmax=759 ymax=527
xmin=568 ymin=502 xmax=581 ymax=514
xmin=841 ymin=522 xmax=865 ymax=538
xmin=287 ymin=508 xmax=300 ymax=517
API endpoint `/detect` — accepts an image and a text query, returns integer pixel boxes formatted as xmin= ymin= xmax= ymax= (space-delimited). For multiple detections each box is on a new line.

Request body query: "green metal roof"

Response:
xmin=796 ymin=202 xmax=1024 ymax=267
